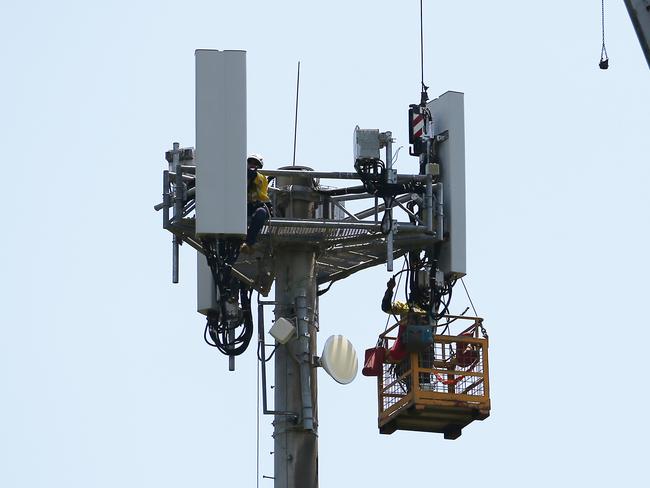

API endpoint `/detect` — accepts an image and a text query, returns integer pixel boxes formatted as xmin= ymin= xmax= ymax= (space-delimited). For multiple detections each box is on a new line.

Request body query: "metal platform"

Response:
xmin=157 ymin=166 xmax=443 ymax=294
xmin=227 ymin=219 xmax=436 ymax=294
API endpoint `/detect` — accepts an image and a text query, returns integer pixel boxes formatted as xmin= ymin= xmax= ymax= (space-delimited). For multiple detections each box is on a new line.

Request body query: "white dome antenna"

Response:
xmin=319 ymin=335 xmax=358 ymax=385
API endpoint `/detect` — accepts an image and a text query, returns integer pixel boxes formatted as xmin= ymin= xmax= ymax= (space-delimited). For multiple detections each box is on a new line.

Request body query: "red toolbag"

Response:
xmin=362 ymin=346 xmax=386 ymax=377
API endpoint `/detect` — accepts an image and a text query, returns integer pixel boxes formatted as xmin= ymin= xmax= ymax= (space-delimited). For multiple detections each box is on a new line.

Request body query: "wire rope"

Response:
xmin=256 ymin=356 xmax=260 ymax=488
xmin=600 ymin=0 xmax=609 ymax=68
xmin=460 ymin=277 xmax=478 ymax=317
xmin=419 ymin=0 xmax=426 ymax=93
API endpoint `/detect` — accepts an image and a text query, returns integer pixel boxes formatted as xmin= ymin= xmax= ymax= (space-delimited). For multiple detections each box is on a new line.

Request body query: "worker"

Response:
xmin=240 ymin=153 xmax=271 ymax=254
xmin=381 ymin=277 xmax=431 ymax=390
xmin=381 ymin=277 xmax=426 ymax=362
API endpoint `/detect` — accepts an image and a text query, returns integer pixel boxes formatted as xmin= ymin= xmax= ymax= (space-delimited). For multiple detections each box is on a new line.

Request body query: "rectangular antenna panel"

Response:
xmin=197 ymin=253 xmax=217 ymax=315
xmin=195 ymin=49 xmax=247 ymax=236
xmin=427 ymin=91 xmax=466 ymax=278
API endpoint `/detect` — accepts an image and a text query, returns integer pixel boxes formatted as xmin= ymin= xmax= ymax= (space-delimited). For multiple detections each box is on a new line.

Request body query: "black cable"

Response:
xmin=380 ymin=196 xmax=395 ymax=235
xmin=205 ymin=306 xmax=253 ymax=356
xmin=390 ymin=269 xmax=409 ymax=280
xmin=381 ymin=257 xmax=409 ymax=334
xmin=257 ymin=339 xmax=278 ymax=363
xmin=439 ymin=286 xmax=452 ymax=317
xmin=442 ymin=307 xmax=471 ymax=329
xmin=202 ymin=238 xmax=254 ymax=356
xmin=354 ymin=157 xmax=424 ymax=203
xmin=265 ymin=345 xmax=278 ymax=362
xmin=204 ymin=315 xmax=219 ymax=348
xmin=317 ymin=280 xmax=335 ymax=296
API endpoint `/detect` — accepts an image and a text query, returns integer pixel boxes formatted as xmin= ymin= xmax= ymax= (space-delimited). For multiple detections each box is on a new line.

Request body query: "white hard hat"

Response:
xmin=247 ymin=153 xmax=264 ymax=168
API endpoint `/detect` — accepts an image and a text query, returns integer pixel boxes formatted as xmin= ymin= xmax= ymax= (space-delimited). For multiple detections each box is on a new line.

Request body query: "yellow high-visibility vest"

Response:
xmin=248 ymin=173 xmax=270 ymax=203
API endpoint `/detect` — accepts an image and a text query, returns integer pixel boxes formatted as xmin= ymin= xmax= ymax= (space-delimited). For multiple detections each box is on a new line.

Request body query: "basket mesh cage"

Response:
xmin=381 ymin=358 xmax=412 ymax=411
xmin=418 ymin=339 xmax=485 ymax=396
xmin=379 ymin=334 xmax=488 ymax=413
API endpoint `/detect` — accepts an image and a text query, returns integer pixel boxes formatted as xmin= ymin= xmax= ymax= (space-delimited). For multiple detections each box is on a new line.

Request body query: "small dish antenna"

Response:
xmin=319 ymin=335 xmax=358 ymax=385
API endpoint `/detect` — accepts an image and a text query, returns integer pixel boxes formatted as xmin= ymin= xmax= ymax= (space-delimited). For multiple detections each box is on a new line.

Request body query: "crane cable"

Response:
xmin=600 ymin=0 xmax=609 ymax=69
xmin=419 ymin=0 xmax=429 ymax=104
xmin=460 ymin=277 xmax=488 ymax=338
xmin=256 ymin=353 xmax=260 ymax=488
xmin=460 ymin=277 xmax=478 ymax=317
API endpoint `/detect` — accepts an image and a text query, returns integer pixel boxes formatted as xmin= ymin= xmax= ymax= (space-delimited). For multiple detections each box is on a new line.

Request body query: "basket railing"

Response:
xmin=378 ymin=315 xmax=490 ymax=418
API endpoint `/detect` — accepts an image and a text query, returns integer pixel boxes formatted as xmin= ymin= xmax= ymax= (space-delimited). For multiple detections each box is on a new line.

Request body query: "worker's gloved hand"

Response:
xmin=387 ymin=277 xmax=396 ymax=290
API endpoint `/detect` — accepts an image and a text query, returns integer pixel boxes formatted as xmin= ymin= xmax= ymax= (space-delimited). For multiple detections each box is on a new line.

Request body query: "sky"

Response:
xmin=1 ymin=1 xmax=649 ymax=487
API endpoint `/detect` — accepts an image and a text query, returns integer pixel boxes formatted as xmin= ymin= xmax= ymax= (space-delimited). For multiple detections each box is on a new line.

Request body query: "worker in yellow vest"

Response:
xmin=240 ymin=154 xmax=271 ymax=254
xmin=381 ymin=277 xmax=427 ymax=362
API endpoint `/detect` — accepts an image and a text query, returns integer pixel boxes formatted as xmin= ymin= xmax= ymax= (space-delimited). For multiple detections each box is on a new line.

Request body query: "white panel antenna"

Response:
xmin=269 ymin=317 xmax=296 ymax=344
xmin=195 ymin=49 xmax=247 ymax=237
xmin=427 ymin=91 xmax=466 ymax=278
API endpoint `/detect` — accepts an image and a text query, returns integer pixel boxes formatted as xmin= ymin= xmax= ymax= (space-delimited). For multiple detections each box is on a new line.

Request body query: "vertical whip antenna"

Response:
xmin=292 ymin=61 xmax=301 ymax=166
xmin=419 ymin=0 xmax=429 ymax=105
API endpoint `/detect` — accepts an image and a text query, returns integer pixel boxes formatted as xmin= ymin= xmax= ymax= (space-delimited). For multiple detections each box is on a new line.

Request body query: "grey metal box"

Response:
xmin=353 ymin=128 xmax=380 ymax=160
xmin=197 ymin=253 xmax=217 ymax=315
xmin=427 ymin=91 xmax=466 ymax=278
xmin=195 ymin=49 xmax=247 ymax=237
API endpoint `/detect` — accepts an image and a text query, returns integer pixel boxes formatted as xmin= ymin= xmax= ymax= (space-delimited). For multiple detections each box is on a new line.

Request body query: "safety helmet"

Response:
xmin=247 ymin=153 xmax=264 ymax=168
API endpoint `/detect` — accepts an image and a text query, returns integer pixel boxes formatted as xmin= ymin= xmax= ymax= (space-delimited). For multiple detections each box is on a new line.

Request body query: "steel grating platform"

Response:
xmin=233 ymin=221 xmax=436 ymax=294
xmin=167 ymin=216 xmax=437 ymax=295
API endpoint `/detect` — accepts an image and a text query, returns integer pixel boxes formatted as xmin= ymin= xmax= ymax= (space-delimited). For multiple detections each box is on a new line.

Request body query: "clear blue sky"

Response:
xmin=1 ymin=1 xmax=648 ymax=487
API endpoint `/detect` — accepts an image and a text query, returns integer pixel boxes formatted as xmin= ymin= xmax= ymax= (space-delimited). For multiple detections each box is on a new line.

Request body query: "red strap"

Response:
xmin=433 ymin=373 xmax=465 ymax=386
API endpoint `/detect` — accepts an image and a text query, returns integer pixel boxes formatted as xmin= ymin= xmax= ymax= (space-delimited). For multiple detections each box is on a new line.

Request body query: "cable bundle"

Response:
xmin=202 ymin=239 xmax=254 ymax=356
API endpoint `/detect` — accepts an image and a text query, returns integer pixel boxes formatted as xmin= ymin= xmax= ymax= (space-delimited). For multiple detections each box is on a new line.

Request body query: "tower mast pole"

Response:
xmin=273 ymin=170 xmax=319 ymax=488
